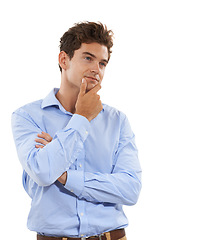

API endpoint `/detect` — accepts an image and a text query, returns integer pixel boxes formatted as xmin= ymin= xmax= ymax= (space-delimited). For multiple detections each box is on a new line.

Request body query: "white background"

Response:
xmin=0 ymin=0 xmax=201 ymax=239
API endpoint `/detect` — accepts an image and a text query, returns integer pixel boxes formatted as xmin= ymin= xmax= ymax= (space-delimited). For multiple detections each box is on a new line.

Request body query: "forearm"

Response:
xmin=64 ymin=125 xmax=142 ymax=205
xmin=12 ymin=111 xmax=90 ymax=186
xmin=65 ymin=170 xmax=142 ymax=205
xmin=24 ymin=135 xmax=80 ymax=186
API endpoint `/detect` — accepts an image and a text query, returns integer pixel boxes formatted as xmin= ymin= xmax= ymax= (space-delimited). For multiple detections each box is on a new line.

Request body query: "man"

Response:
xmin=11 ymin=22 xmax=142 ymax=240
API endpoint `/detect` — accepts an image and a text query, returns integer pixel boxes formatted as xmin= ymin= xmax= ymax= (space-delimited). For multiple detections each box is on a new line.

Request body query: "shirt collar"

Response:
xmin=41 ymin=88 xmax=105 ymax=113
xmin=41 ymin=88 xmax=61 ymax=109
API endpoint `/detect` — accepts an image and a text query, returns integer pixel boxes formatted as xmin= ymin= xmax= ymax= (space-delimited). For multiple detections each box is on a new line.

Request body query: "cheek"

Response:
xmin=99 ymin=71 xmax=105 ymax=81
xmin=67 ymin=66 xmax=81 ymax=81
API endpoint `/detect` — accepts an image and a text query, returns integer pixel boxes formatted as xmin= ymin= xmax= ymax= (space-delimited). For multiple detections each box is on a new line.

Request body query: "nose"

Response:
xmin=90 ymin=61 xmax=100 ymax=74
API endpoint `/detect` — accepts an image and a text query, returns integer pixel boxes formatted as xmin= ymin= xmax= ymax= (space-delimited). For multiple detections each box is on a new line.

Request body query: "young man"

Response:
xmin=11 ymin=22 xmax=142 ymax=240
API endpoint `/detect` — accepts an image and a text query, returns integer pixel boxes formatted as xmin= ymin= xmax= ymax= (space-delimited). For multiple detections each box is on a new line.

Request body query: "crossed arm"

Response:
xmin=33 ymin=128 xmax=141 ymax=206
xmin=12 ymin=110 xmax=141 ymax=205
xmin=35 ymin=131 xmax=67 ymax=185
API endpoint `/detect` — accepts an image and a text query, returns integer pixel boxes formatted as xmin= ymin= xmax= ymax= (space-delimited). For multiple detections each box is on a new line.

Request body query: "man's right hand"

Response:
xmin=75 ymin=78 xmax=103 ymax=122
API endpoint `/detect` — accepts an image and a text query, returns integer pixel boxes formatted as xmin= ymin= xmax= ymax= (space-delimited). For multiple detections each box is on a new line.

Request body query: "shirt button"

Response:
xmin=70 ymin=189 xmax=74 ymax=193
xmin=81 ymin=234 xmax=84 ymax=237
xmin=81 ymin=212 xmax=84 ymax=216
xmin=85 ymin=131 xmax=88 ymax=134
xmin=79 ymin=164 xmax=82 ymax=168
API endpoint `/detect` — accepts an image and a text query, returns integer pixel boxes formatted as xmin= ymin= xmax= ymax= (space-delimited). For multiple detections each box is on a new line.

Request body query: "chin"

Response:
xmin=86 ymin=82 xmax=97 ymax=92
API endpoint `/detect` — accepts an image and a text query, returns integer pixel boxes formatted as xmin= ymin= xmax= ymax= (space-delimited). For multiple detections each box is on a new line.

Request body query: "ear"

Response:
xmin=58 ymin=51 xmax=69 ymax=71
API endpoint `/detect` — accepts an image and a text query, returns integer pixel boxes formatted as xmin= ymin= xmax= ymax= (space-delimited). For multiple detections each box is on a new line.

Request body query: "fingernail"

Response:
xmin=82 ymin=78 xmax=86 ymax=83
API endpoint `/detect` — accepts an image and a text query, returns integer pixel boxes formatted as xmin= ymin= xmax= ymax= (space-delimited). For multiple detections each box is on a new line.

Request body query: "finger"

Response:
xmin=37 ymin=132 xmax=52 ymax=142
xmin=87 ymin=83 xmax=101 ymax=94
xmin=79 ymin=78 xmax=87 ymax=96
xmin=37 ymin=132 xmax=49 ymax=141
xmin=35 ymin=138 xmax=49 ymax=146
xmin=35 ymin=144 xmax=44 ymax=149
xmin=41 ymin=132 xmax=53 ymax=142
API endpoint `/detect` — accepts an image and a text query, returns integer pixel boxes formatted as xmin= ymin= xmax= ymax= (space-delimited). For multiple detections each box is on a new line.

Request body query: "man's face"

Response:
xmin=64 ymin=42 xmax=109 ymax=92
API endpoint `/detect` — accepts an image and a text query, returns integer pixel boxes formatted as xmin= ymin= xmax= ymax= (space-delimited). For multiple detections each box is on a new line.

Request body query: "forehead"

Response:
xmin=76 ymin=42 xmax=109 ymax=60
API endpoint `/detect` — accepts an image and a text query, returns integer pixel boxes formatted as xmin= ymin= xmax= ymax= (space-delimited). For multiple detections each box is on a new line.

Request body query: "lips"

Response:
xmin=85 ymin=76 xmax=99 ymax=82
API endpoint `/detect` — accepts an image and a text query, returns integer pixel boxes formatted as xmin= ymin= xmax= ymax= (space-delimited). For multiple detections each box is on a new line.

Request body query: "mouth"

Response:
xmin=84 ymin=76 xmax=100 ymax=82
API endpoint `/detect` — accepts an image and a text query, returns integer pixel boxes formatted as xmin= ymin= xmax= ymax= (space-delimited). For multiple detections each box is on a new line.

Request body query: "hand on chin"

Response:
xmin=86 ymin=81 xmax=99 ymax=92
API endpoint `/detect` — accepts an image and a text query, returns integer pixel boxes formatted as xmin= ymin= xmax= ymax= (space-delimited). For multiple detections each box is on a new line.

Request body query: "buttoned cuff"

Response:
xmin=64 ymin=114 xmax=90 ymax=141
xmin=64 ymin=170 xmax=84 ymax=197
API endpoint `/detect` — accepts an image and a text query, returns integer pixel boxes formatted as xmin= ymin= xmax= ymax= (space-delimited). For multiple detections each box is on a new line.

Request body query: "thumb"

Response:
xmin=79 ymin=78 xmax=87 ymax=96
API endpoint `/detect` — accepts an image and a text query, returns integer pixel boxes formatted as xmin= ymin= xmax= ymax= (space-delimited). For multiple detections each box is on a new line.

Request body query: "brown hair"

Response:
xmin=59 ymin=21 xmax=114 ymax=72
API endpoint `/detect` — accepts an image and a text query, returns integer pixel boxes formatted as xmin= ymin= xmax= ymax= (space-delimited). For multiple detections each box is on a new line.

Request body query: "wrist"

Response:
xmin=74 ymin=112 xmax=91 ymax=122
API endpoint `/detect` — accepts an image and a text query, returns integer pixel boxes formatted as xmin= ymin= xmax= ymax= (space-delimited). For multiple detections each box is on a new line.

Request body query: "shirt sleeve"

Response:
xmin=11 ymin=109 xmax=90 ymax=187
xmin=64 ymin=115 xmax=142 ymax=206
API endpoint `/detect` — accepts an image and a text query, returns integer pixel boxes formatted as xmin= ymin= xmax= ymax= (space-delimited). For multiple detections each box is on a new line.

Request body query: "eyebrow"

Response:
xmin=82 ymin=52 xmax=108 ymax=64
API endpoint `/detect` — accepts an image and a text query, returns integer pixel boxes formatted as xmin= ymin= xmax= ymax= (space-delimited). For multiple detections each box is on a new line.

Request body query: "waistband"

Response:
xmin=37 ymin=228 xmax=125 ymax=240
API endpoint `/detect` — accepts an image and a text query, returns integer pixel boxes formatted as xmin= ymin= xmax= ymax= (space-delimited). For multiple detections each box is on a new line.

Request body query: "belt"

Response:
xmin=37 ymin=229 xmax=125 ymax=240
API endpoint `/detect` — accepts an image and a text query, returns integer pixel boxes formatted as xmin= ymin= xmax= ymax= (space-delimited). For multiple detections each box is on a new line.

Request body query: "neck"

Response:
xmin=56 ymin=75 xmax=79 ymax=114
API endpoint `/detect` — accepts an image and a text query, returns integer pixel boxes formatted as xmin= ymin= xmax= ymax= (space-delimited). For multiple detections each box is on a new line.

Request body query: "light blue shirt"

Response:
xmin=11 ymin=88 xmax=142 ymax=238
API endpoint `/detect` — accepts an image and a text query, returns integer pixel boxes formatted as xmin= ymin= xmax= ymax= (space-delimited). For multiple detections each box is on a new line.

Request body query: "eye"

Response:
xmin=85 ymin=56 xmax=92 ymax=61
xmin=100 ymin=62 xmax=106 ymax=68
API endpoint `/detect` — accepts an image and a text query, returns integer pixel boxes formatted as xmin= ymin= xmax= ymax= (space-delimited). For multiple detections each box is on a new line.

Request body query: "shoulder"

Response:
xmin=102 ymin=103 xmax=127 ymax=122
xmin=102 ymin=103 xmax=133 ymax=132
xmin=12 ymin=99 xmax=43 ymax=118
xmin=102 ymin=104 xmax=134 ymax=138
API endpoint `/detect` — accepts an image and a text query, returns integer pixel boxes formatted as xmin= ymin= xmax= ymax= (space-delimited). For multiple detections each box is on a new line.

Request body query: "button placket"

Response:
xmin=76 ymin=150 xmax=87 ymax=237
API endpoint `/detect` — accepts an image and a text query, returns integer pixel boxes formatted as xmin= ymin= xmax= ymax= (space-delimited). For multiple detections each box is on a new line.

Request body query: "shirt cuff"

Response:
xmin=64 ymin=170 xmax=84 ymax=197
xmin=64 ymin=114 xmax=90 ymax=141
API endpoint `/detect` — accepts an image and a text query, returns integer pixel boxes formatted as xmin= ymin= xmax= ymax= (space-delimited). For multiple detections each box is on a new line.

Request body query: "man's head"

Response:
xmin=58 ymin=22 xmax=114 ymax=92
xmin=59 ymin=21 xmax=114 ymax=72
